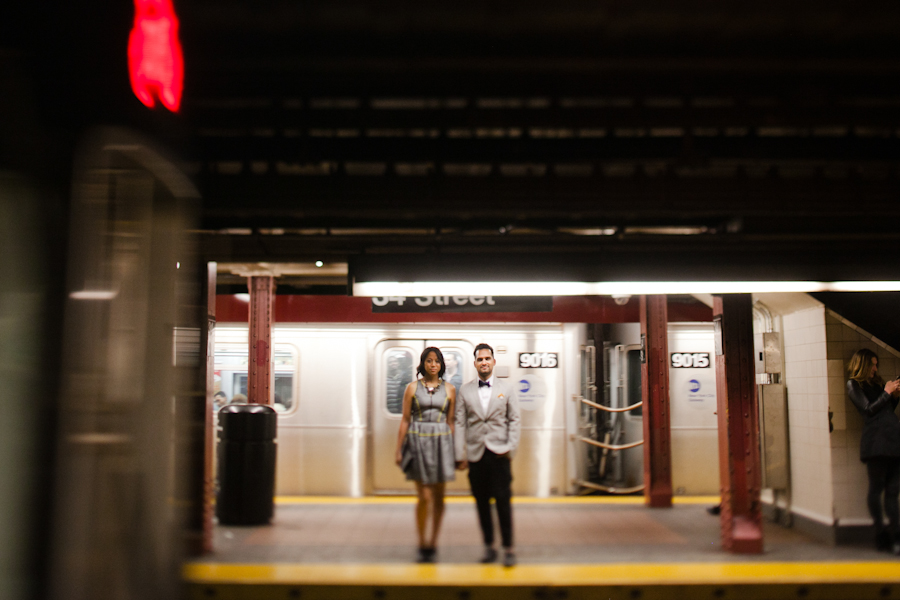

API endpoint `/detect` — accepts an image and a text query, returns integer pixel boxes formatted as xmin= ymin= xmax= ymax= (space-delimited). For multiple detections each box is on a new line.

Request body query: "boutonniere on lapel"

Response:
xmin=498 ymin=394 xmax=504 ymax=399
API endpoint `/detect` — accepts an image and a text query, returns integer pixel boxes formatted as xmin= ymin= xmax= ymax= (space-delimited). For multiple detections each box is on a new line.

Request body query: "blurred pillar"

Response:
xmin=640 ymin=295 xmax=673 ymax=508
xmin=0 ymin=173 xmax=60 ymax=600
xmin=202 ymin=263 xmax=216 ymax=552
xmin=713 ymin=294 xmax=763 ymax=553
xmin=49 ymin=129 xmax=200 ymax=600
xmin=175 ymin=262 xmax=214 ymax=558
xmin=248 ymin=276 xmax=275 ymax=405
xmin=182 ymin=261 xmax=216 ymax=555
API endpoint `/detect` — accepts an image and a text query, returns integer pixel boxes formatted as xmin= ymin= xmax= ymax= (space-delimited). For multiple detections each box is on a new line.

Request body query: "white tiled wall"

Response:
xmin=777 ymin=303 xmax=900 ymax=527
xmin=782 ymin=306 xmax=834 ymax=523
xmin=825 ymin=309 xmax=900 ymax=526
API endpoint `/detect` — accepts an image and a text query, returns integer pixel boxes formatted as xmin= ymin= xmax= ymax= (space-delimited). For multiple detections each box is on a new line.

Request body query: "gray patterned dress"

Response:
xmin=401 ymin=380 xmax=456 ymax=484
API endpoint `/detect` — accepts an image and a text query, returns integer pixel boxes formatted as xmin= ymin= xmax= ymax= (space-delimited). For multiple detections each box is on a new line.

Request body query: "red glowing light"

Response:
xmin=128 ymin=0 xmax=184 ymax=112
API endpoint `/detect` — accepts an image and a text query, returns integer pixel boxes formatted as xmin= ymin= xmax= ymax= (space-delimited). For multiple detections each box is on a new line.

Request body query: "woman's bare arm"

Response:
xmin=395 ymin=381 xmax=417 ymax=465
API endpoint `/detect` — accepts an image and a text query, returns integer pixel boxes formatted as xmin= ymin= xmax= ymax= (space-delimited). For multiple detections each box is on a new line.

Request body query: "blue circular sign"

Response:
xmin=689 ymin=379 xmax=701 ymax=393
xmin=518 ymin=379 xmax=531 ymax=393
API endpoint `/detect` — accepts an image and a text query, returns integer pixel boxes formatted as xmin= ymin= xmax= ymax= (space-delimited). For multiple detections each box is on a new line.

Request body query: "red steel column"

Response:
xmin=248 ymin=275 xmax=275 ymax=405
xmin=640 ymin=295 xmax=673 ymax=508
xmin=713 ymin=294 xmax=763 ymax=553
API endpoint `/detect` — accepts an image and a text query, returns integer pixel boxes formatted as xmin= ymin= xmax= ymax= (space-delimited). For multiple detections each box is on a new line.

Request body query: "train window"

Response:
xmin=218 ymin=352 xmax=249 ymax=366
xmin=626 ymin=349 xmax=643 ymax=417
xmin=580 ymin=345 xmax=597 ymax=421
xmin=271 ymin=350 xmax=296 ymax=413
xmin=213 ymin=346 xmax=249 ymax=403
xmin=385 ymin=349 xmax=415 ymax=414
xmin=213 ymin=345 xmax=297 ymax=414
xmin=273 ymin=351 xmax=293 ymax=368
xmin=273 ymin=373 xmax=294 ymax=413
xmin=441 ymin=349 xmax=465 ymax=392
xmin=232 ymin=373 xmax=248 ymax=396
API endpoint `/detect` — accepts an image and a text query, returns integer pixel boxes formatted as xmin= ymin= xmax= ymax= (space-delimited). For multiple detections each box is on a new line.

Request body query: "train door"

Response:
xmin=617 ymin=344 xmax=645 ymax=488
xmin=371 ymin=339 xmax=475 ymax=493
xmin=599 ymin=328 xmax=719 ymax=495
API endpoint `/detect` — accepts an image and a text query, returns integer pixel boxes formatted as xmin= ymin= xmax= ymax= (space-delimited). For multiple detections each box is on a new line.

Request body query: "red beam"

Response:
xmin=640 ymin=295 xmax=673 ymax=508
xmin=217 ymin=295 xmax=713 ymax=324
xmin=714 ymin=294 xmax=763 ymax=554
xmin=248 ymin=276 xmax=274 ymax=405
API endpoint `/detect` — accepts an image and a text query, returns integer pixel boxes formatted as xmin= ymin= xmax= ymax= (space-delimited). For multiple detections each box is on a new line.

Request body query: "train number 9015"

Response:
xmin=670 ymin=352 xmax=710 ymax=368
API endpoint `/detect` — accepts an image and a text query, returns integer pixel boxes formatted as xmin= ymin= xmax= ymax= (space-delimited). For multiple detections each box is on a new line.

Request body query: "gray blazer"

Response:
xmin=454 ymin=377 xmax=521 ymax=462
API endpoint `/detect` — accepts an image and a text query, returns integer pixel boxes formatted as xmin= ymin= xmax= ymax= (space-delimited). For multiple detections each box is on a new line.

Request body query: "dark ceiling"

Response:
xmin=8 ymin=1 xmax=900 ymax=269
xmin=166 ymin=1 xmax=900 ymax=267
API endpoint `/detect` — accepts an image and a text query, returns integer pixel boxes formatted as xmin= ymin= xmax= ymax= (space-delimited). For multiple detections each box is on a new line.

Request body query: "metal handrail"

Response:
xmin=574 ymin=479 xmax=645 ymax=495
xmin=571 ymin=434 xmax=643 ymax=451
xmin=579 ymin=396 xmax=643 ymax=413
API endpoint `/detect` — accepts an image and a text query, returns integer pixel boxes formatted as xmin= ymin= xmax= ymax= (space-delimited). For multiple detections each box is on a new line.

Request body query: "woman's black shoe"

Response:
xmin=416 ymin=547 xmax=436 ymax=563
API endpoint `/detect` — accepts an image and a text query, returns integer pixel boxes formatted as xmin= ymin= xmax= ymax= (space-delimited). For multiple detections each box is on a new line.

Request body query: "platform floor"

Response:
xmin=184 ymin=497 xmax=900 ymax=600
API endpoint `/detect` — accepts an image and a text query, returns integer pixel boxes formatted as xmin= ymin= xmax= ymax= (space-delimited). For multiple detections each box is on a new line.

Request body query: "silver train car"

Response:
xmin=592 ymin=323 xmax=719 ymax=495
xmin=214 ymin=321 xmax=719 ymax=497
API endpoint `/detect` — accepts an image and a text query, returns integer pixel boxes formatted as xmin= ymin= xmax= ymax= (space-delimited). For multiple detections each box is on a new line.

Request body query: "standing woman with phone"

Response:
xmin=846 ymin=348 xmax=900 ymax=553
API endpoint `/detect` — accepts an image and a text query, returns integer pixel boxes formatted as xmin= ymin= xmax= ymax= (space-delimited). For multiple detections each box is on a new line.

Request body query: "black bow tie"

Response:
xmin=478 ymin=380 xmax=491 ymax=388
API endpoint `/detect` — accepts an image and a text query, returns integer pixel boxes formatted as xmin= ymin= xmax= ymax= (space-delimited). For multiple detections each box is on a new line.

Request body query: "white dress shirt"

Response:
xmin=477 ymin=375 xmax=495 ymax=414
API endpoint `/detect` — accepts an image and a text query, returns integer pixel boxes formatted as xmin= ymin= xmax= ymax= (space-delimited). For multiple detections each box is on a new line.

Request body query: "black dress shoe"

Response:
xmin=876 ymin=530 xmax=892 ymax=552
xmin=503 ymin=551 xmax=517 ymax=568
xmin=424 ymin=547 xmax=437 ymax=563
xmin=479 ymin=547 xmax=498 ymax=563
xmin=416 ymin=547 xmax=430 ymax=563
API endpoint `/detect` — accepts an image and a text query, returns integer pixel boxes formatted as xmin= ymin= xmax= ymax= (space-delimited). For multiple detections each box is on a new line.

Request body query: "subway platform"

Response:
xmin=184 ymin=496 xmax=900 ymax=600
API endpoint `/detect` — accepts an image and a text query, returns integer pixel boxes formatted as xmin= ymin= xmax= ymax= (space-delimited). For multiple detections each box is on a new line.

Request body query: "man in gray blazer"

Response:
xmin=455 ymin=343 xmax=521 ymax=567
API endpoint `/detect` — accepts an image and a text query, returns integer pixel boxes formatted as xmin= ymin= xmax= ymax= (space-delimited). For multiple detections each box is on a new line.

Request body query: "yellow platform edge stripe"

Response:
xmin=183 ymin=562 xmax=900 ymax=586
xmin=274 ymin=495 xmax=721 ymax=505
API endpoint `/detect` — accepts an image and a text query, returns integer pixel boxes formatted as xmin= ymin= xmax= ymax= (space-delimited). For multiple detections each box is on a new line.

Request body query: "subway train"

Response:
xmin=214 ymin=321 xmax=719 ymax=497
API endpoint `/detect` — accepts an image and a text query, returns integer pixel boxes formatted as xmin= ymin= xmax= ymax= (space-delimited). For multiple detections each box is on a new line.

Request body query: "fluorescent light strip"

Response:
xmin=353 ymin=281 xmax=900 ymax=297
xmin=69 ymin=290 xmax=118 ymax=300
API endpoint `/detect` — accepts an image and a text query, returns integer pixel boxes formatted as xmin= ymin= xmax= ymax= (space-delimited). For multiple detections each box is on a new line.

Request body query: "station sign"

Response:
xmin=371 ymin=296 xmax=552 ymax=313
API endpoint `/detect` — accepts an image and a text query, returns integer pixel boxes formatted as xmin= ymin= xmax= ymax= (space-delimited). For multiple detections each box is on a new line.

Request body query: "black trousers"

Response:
xmin=866 ymin=457 xmax=900 ymax=536
xmin=468 ymin=448 xmax=513 ymax=548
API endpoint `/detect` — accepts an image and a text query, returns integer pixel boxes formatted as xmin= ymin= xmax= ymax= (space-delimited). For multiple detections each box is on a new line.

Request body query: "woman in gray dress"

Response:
xmin=395 ymin=347 xmax=457 ymax=562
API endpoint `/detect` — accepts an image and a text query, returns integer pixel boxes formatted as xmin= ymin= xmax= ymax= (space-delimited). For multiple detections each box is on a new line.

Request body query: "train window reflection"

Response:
xmin=232 ymin=373 xmax=248 ymax=396
xmin=213 ymin=345 xmax=297 ymax=414
xmin=218 ymin=353 xmax=249 ymax=366
xmin=441 ymin=349 xmax=464 ymax=392
xmin=273 ymin=375 xmax=294 ymax=412
xmin=626 ymin=349 xmax=643 ymax=417
xmin=385 ymin=349 xmax=414 ymax=414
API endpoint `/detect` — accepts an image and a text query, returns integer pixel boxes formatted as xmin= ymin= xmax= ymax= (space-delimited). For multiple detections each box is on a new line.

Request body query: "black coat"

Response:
xmin=847 ymin=379 xmax=900 ymax=461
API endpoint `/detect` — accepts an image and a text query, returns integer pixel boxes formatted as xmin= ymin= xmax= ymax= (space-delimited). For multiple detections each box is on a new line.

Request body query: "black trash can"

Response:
xmin=216 ymin=403 xmax=277 ymax=525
